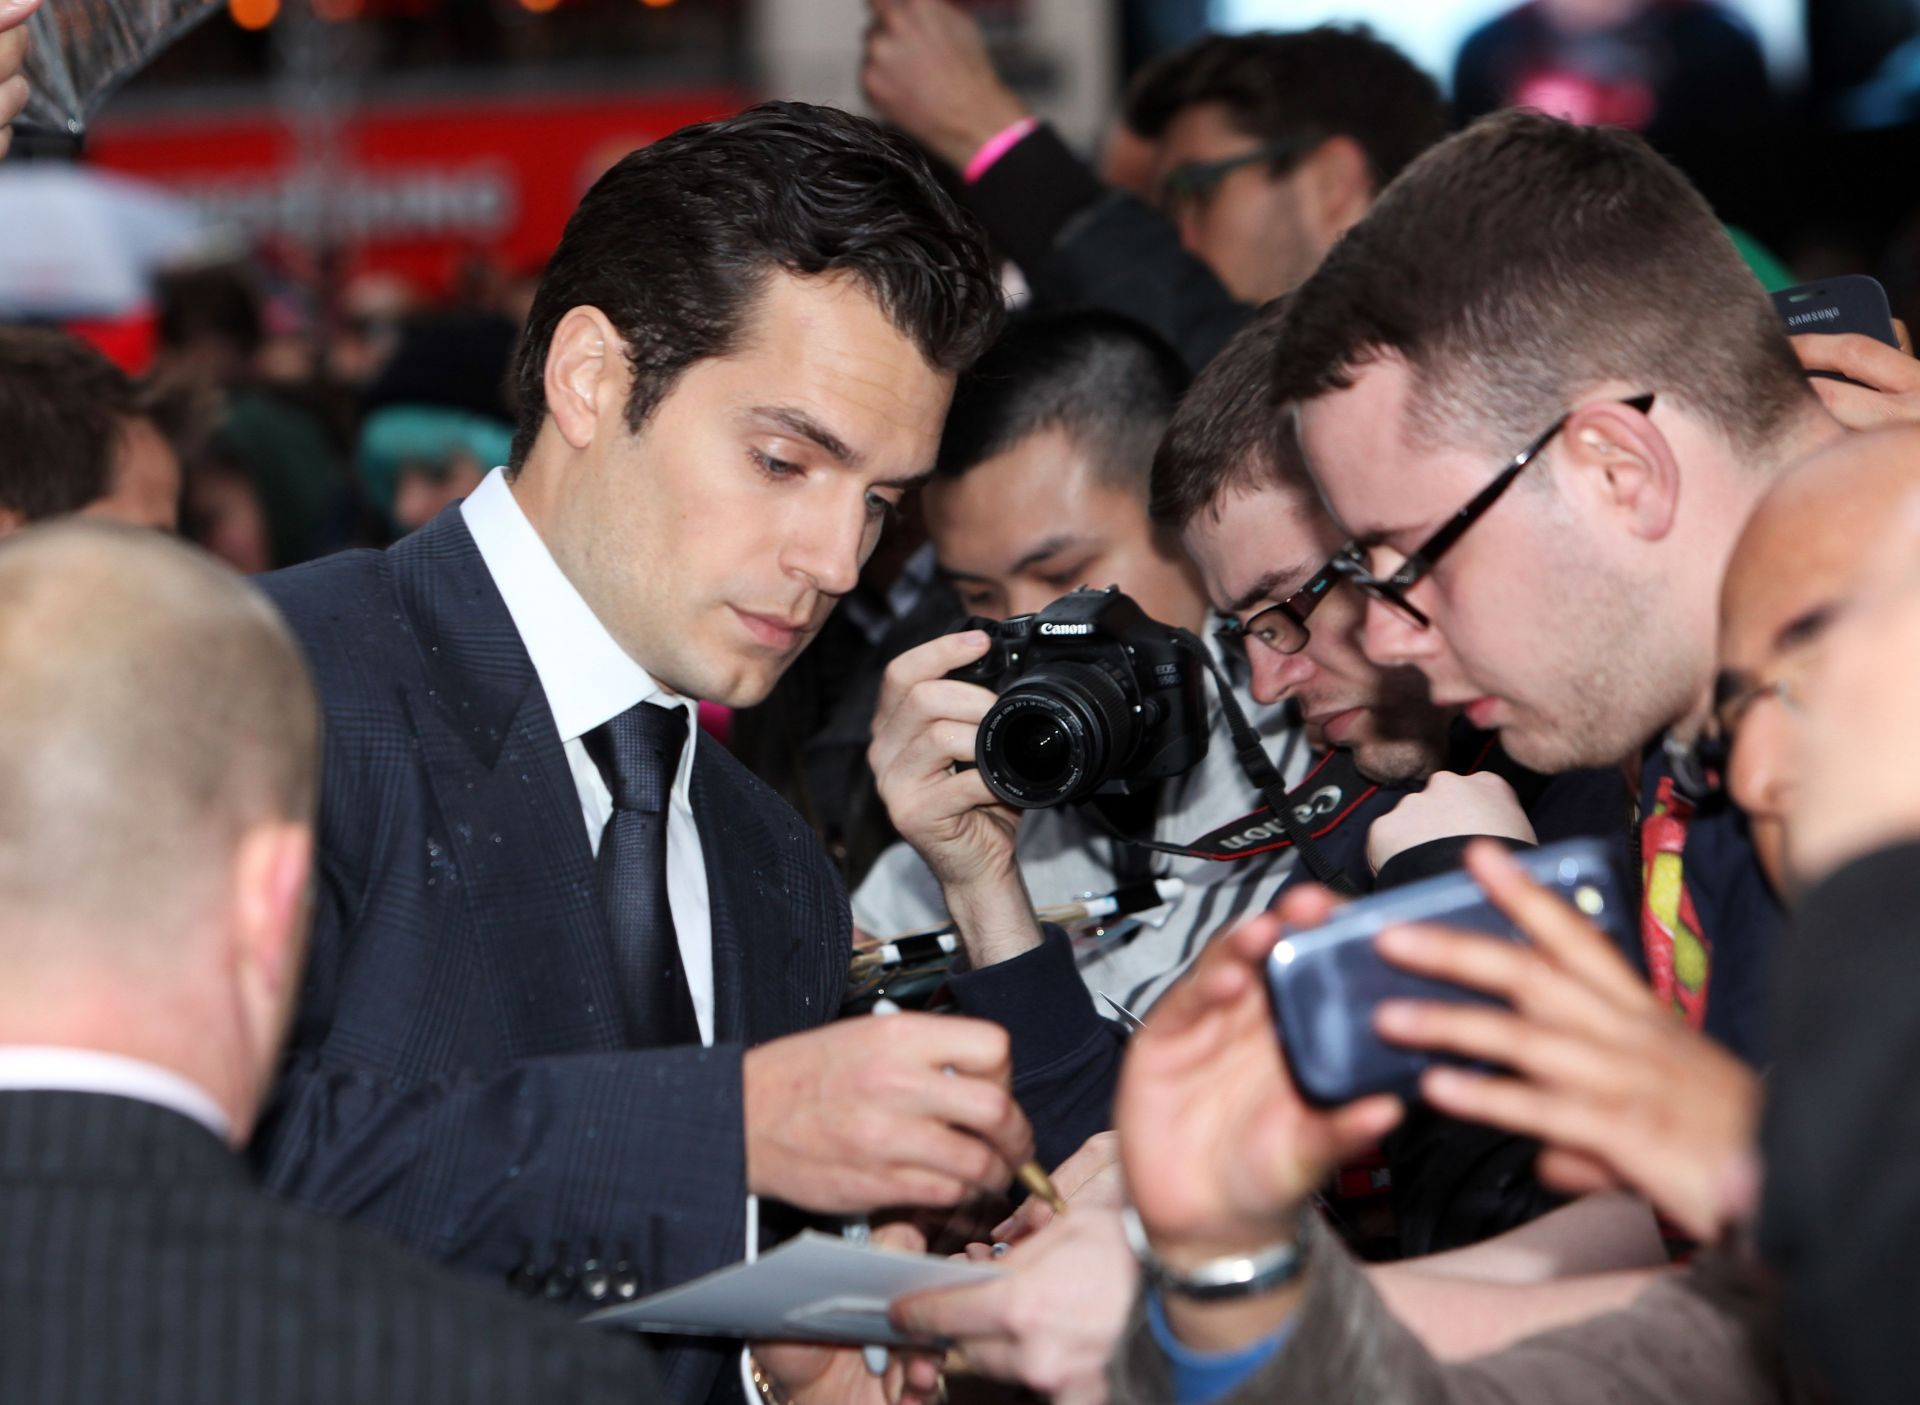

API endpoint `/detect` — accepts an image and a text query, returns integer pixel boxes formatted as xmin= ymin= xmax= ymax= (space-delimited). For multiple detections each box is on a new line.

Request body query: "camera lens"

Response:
xmin=976 ymin=662 xmax=1139 ymax=808
xmin=1002 ymin=712 xmax=1074 ymax=789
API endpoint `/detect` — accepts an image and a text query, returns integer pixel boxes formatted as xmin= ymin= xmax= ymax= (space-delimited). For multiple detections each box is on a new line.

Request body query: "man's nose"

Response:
xmin=1360 ymin=594 xmax=1439 ymax=668
xmin=1728 ymin=701 xmax=1796 ymax=825
xmin=784 ymin=500 xmax=867 ymax=598
xmin=1250 ymin=645 xmax=1317 ymax=706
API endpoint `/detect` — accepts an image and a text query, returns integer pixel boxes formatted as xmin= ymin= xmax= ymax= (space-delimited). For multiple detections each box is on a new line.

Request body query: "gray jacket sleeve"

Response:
xmin=1110 ymin=1214 xmax=1805 ymax=1405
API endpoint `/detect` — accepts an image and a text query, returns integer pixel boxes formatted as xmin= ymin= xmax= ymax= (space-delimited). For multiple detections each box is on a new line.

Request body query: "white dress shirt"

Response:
xmin=0 ymin=1045 xmax=232 ymax=1141
xmin=462 ymin=467 xmax=717 ymax=1046
xmin=466 ymin=471 xmax=760 ymax=1398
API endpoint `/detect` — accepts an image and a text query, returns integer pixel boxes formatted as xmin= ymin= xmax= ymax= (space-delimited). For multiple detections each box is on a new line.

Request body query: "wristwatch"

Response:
xmin=1120 ymin=1205 xmax=1307 ymax=1302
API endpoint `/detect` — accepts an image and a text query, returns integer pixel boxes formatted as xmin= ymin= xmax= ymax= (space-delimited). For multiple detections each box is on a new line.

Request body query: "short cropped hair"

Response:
xmin=509 ymin=100 xmax=1005 ymax=469
xmin=1268 ymin=110 xmax=1814 ymax=461
xmin=1124 ymin=28 xmax=1447 ymax=194
xmin=0 ymin=523 xmax=318 ymax=936
xmin=0 ymin=328 xmax=195 ymax=522
xmin=1149 ymin=301 xmax=1300 ymax=529
xmin=936 ymin=311 xmax=1190 ymax=495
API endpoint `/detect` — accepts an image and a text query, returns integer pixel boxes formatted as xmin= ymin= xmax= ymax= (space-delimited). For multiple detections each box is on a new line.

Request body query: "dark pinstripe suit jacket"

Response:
xmin=0 ymin=1090 xmax=658 ymax=1404
xmin=251 ymin=506 xmax=851 ymax=1404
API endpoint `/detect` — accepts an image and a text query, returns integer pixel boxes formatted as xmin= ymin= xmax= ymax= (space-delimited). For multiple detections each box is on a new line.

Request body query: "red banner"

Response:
xmin=87 ymin=87 xmax=747 ymax=290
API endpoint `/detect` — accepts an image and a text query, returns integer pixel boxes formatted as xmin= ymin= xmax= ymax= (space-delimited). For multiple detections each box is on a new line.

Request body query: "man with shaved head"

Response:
xmin=0 ymin=523 xmax=661 ymax=1403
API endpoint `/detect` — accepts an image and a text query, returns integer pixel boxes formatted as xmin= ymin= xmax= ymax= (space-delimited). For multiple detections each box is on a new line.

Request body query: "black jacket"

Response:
xmin=964 ymin=123 xmax=1251 ymax=373
xmin=253 ymin=505 xmax=850 ymax=1405
xmin=1761 ymin=841 xmax=1920 ymax=1405
xmin=0 ymin=1090 xmax=659 ymax=1405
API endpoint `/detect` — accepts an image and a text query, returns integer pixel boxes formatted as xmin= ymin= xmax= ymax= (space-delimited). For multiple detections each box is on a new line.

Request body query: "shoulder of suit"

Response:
xmin=695 ymin=734 xmax=847 ymax=890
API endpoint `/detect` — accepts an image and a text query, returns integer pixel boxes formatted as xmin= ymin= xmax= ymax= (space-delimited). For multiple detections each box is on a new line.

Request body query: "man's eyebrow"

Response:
xmin=1009 ymin=534 xmax=1089 ymax=576
xmin=1347 ymin=523 xmax=1426 ymax=551
xmin=748 ymin=406 xmax=862 ymax=467
xmin=937 ymin=564 xmax=993 ymax=585
xmin=1773 ymin=601 xmax=1838 ymax=653
xmin=1227 ymin=561 xmax=1318 ymax=615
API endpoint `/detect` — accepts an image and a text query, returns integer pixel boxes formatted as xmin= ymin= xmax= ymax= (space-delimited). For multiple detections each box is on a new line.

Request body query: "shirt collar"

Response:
xmin=0 ymin=1046 xmax=232 ymax=1142
xmin=462 ymin=468 xmax=699 ymax=796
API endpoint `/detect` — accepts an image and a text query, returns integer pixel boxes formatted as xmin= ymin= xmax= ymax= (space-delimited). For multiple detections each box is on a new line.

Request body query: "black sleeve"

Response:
xmin=964 ymin=123 xmax=1252 ymax=373
xmin=944 ymin=926 xmax=1128 ymax=1172
xmin=1761 ymin=840 xmax=1920 ymax=1405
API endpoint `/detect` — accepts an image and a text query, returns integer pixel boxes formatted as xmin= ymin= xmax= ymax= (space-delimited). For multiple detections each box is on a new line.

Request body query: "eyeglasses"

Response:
xmin=1214 ymin=554 xmax=1344 ymax=660
xmin=1158 ymin=136 xmax=1320 ymax=214
xmin=1676 ymin=640 xmax=1821 ymax=799
xmin=1338 ymin=394 xmax=1658 ymax=630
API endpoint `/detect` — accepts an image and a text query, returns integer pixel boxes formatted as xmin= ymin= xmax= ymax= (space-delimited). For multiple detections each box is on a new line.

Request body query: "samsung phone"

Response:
xmin=1266 ymin=837 xmax=1630 ymax=1108
xmin=1773 ymin=275 xmax=1901 ymax=384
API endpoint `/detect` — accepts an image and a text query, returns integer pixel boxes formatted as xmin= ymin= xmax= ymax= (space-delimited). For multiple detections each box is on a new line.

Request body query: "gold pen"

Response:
xmin=1016 ymin=1160 xmax=1068 ymax=1216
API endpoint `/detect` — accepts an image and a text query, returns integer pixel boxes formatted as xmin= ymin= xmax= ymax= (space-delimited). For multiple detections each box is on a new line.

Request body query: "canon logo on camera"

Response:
xmin=1037 ymin=622 xmax=1095 ymax=636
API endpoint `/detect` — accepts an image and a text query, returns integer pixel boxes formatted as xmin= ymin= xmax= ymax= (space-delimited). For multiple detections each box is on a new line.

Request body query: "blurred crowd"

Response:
xmin=5 ymin=2 xmax=1920 ymax=1405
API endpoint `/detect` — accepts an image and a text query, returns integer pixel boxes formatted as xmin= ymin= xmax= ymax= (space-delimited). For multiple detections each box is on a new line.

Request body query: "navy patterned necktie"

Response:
xmin=586 ymin=701 xmax=701 ymax=1048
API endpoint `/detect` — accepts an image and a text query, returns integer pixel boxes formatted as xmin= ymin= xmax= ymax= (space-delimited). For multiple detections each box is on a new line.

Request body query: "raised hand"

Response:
xmin=1117 ymin=888 xmax=1404 ymax=1266
xmin=1792 ymin=329 xmax=1920 ymax=431
xmin=860 ymin=0 xmax=1031 ymax=172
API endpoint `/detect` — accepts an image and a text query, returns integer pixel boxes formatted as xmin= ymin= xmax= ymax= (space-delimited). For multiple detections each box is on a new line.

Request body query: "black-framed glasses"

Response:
xmin=1158 ymin=135 xmax=1321 ymax=212
xmin=1339 ymin=393 xmax=1658 ymax=629
xmin=1214 ymin=554 xmax=1344 ymax=660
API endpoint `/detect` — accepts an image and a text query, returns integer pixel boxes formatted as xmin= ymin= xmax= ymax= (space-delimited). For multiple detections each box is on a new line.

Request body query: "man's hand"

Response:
xmin=759 ymin=1223 xmax=942 ymax=1405
xmin=1372 ymin=841 xmax=1761 ymax=1241
xmin=0 ymin=0 xmax=41 ymax=161
xmin=860 ymin=0 xmax=1031 ymax=172
xmin=870 ymin=631 xmax=1041 ymax=965
xmin=1117 ymin=889 xmax=1402 ymax=1354
xmin=743 ymin=1013 xmax=1034 ymax=1213
xmin=892 ymin=1209 xmax=1136 ymax=1405
xmin=990 ymin=1129 xmax=1124 ymax=1242
xmin=1793 ymin=330 xmax=1920 ymax=430
xmin=1792 ymin=490 xmax=1920 ymax=886
xmin=1365 ymin=770 xmax=1537 ymax=875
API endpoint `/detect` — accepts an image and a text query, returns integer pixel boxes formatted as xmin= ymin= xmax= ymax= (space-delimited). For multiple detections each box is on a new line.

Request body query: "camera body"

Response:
xmin=947 ymin=586 xmax=1210 ymax=809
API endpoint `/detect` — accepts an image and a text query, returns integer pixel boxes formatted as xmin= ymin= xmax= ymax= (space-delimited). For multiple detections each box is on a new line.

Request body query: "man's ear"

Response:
xmin=1292 ymin=134 xmax=1373 ymax=245
xmin=1556 ymin=399 xmax=1680 ymax=543
xmin=231 ymin=821 xmax=314 ymax=1004
xmin=0 ymin=505 xmax=25 ymax=538
xmin=543 ymin=306 xmax=626 ymax=452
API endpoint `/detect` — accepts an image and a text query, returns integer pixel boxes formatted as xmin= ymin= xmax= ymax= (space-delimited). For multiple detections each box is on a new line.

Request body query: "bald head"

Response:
xmin=0 ymin=522 xmax=318 ymax=949
xmin=1719 ymin=425 xmax=1920 ymax=891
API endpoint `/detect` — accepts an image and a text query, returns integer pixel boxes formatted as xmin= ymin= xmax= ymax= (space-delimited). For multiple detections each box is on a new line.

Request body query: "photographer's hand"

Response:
xmin=870 ymin=631 xmax=1041 ymax=966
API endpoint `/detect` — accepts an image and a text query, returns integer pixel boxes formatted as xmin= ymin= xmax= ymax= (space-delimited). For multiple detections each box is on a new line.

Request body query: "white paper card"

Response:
xmin=582 ymin=1231 xmax=1002 ymax=1347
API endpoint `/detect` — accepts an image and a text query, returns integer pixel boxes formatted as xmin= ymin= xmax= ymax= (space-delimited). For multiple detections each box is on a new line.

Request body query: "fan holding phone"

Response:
xmin=1115 ymin=838 xmax=1760 ymax=1320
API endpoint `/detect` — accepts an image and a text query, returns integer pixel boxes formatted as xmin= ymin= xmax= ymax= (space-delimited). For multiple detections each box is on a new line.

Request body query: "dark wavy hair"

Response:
xmin=508 ymin=100 xmax=1005 ymax=469
xmin=1124 ymin=28 xmax=1446 ymax=194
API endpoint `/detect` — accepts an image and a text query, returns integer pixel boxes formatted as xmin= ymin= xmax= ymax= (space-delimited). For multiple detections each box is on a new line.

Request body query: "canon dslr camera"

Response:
xmin=946 ymin=586 xmax=1209 ymax=809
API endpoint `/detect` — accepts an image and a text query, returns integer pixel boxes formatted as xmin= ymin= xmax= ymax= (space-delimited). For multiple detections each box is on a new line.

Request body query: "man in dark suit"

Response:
xmin=251 ymin=100 xmax=1027 ymax=1405
xmin=0 ymin=522 xmax=659 ymax=1404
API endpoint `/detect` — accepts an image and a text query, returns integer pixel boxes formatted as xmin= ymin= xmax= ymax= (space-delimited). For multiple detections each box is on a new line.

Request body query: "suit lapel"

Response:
xmin=389 ymin=508 xmax=628 ymax=1057
xmin=693 ymin=738 xmax=850 ymax=1047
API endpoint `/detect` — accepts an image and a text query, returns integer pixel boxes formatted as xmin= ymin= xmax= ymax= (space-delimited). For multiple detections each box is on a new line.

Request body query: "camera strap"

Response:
xmin=1079 ymin=646 xmax=1370 ymax=896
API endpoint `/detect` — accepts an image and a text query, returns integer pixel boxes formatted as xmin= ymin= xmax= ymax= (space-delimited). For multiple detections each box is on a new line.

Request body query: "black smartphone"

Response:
xmin=1266 ymin=837 xmax=1630 ymax=1108
xmin=1773 ymin=275 xmax=1900 ymax=384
